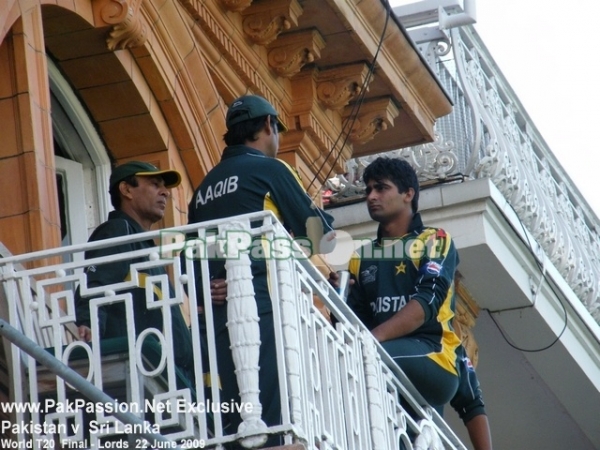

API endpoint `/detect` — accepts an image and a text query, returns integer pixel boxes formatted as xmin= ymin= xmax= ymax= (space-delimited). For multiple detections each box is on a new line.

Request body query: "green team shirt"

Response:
xmin=347 ymin=212 xmax=462 ymax=374
xmin=187 ymin=145 xmax=335 ymax=313
xmin=75 ymin=210 xmax=194 ymax=370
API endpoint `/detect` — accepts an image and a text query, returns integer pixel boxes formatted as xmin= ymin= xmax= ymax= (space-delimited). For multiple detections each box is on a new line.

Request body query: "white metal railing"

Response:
xmin=449 ymin=26 xmax=600 ymax=319
xmin=326 ymin=21 xmax=600 ymax=324
xmin=0 ymin=211 xmax=466 ymax=449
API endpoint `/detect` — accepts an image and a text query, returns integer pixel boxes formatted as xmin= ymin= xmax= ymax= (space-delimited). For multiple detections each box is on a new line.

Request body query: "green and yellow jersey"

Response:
xmin=187 ymin=145 xmax=335 ymax=313
xmin=347 ymin=212 xmax=461 ymax=374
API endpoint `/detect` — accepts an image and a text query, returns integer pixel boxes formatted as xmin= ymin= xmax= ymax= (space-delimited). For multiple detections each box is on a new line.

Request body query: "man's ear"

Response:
xmin=119 ymin=180 xmax=134 ymax=200
xmin=404 ymin=187 xmax=416 ymax=203
xmin=265 ymin=115 xmax=275 ymax=135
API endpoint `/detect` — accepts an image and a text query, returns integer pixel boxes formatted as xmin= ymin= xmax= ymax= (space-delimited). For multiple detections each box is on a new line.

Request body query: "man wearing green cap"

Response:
xmin=185 ymin=95 xmax=336 ymax=444
xmin=75 ymin=161 xmax=194 ymax=385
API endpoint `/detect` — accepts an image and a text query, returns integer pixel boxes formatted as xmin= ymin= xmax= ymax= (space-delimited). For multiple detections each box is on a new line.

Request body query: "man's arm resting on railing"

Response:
xmin=370 ymin=299 xmax=425 ymax=342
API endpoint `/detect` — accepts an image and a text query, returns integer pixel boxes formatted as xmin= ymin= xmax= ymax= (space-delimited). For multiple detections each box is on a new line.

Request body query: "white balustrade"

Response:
xmin=0 ymin=211 xmax=466 ymax=449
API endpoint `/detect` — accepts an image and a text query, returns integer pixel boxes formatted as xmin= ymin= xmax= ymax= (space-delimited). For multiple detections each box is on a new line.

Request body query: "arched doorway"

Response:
xmin=49 ymin=57 xmax=111 ymax=251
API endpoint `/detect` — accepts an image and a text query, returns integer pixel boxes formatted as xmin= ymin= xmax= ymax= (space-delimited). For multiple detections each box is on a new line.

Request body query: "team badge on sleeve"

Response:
xmin=462 ymin=355 xmax=475 ymax=372
xmin=424 ymin=261 xmax=442 ymax=275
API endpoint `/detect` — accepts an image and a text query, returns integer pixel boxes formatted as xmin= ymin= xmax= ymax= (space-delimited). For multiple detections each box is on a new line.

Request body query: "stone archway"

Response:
xmin=0 ymin=0 xmax=227 ymax=254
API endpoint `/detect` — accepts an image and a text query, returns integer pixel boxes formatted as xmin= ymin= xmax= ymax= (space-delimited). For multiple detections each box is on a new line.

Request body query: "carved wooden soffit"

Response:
xmin=242 ymin=0 xmax=303 ymax=46
xmin=454 ymin=301 xmax=480 ymax=367
xmin=454 ymin=273 xmax=481 ymax=367
xmin=343 ymin=98 xmax=399 ymax=145
xmin=219 ymin=0 xmax=253 ymax=12
xmin=95 ymin=0 xmax=147 ymax=50
xmin=317 ymin=64 xmax=372 ymax=111
xmin=268 ymin=30 xmax=325 ymax=78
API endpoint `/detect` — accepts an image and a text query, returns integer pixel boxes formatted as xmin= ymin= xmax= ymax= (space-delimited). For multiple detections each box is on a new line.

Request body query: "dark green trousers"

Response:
xmin=211 ymin=306 xmax=282 ymax=448
xmin=381 ymin=336 xmax=458 ymax=407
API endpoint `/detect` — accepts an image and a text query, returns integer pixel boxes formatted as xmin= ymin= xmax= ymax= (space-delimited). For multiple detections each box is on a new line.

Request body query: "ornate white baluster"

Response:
xmin=276 ymin=257 xmax=304 ymax=429
xmin=218 ymin=222 xmax=268 ymax=448
xmin=361 ymin=332 xmax=387 ymax=450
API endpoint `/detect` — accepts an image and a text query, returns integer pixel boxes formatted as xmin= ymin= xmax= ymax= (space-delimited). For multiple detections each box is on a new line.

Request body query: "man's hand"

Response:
xmin=327 ymin=270 xmax=354 ymax=290
xmin=210 ymin=278 xmax=227 ymax=305
xmin=78 ymin=325 xmax=92 ymax=342
xmin=370 ymin=299 xmax=425 ymax=342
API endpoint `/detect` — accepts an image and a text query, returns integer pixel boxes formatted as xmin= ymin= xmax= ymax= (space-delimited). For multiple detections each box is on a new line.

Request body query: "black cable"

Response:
xmin=487 ymin=306 xmax=567 ymax=353
xmin=486 ymin=201 xmax=568 ymax=353
xmin=305 ymin=1 xmax=569 ymax=353
xmin=306 ymin=0 xmax=393 ymax=195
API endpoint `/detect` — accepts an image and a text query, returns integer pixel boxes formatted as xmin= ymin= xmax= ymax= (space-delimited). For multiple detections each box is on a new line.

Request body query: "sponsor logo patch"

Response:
xmin=361 ymin=265 xmax=378 ymax=284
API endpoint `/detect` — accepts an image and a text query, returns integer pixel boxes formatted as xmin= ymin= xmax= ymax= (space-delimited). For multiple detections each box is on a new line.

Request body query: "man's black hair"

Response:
xmin=223 ymin=116 xmax=277 ymax=146
xmin=363 ymin=157 xmax=420 ymax=212
xmin=109 ymin=174 xmax=138 ymax=210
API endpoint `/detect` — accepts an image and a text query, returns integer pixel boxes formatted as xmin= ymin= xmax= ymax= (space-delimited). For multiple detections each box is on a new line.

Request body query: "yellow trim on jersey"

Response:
xmin=279 ymin=159 xmax=305 ymax=187
xmin=348 ymin=252 xmax=361 ymax=279
xmin=264 ymin=192 xmax=283 ymax=222
xmin=401 ymin=228 xmax=461 ymax=374
xmin=427 ymin=282 xmax=461 ymax=375
xmin=203 ymin=372 xmax=221 ymax=388
xmin=263 ymin=192 xmax=280 ymax=299
xmin=125 ymin=272 xmax=163 ymax=298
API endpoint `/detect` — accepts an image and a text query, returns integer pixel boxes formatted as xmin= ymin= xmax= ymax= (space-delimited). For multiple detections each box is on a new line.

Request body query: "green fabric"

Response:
xmin=74 ymin=210 xmax=194 ymax=372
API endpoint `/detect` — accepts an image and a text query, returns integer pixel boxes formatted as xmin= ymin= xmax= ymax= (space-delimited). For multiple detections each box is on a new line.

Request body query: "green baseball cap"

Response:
xmin=225 ymin=95 xmax=288 ymax=132
xmin=109 ymin=161 xmax=181 ymax=190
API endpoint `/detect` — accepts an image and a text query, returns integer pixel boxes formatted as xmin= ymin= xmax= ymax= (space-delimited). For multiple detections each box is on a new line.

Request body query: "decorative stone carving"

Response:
xmin=219 ymin=0 xmax=253 ymax=12
xmin=453 ymin=275 xmax=480 ymax=367
xmin=97 ymin=0 xmax=147 ymax=50
xmin=343 ymin=97 xmax=399 ymax=145
xmin=242 ymin=0 xmax=303 ymax=46
xmin=267 ymin=30 xmax=325 ymax=78
xmin=316 ymin=64 xmax=371 ymax=111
